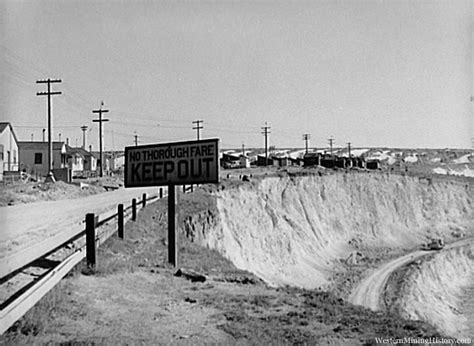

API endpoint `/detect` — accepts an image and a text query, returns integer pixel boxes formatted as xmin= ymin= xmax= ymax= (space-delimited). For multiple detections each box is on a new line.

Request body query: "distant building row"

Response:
xmin=0 ymin=122 xmax=124 ymax=182
xmin=220 ymin=150 xmax=380 ymax=170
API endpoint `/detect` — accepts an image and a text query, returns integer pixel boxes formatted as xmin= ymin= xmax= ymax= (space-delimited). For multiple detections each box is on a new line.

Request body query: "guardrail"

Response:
xmin=0 ymin=184 xmax=199 ymax=335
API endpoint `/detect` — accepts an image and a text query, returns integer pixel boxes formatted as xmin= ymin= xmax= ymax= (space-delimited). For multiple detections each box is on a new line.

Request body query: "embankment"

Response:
xmin=184 ymin=171 xmax=473 ymax=289
xmin=390 ymin=243 xmax=474 ymax=338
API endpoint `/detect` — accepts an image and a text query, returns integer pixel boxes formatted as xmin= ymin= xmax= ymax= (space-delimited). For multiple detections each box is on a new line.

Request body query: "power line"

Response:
xmin=261 ymin=122 xmax=271 ymax=165
xmin=192 ymin=120 xmax=203 ymax=140
xmin=92 ymin=102 xmax=109 ymax=177
xmin=328 ymin=136 xmax=335 ymax=156
xmin=36 ymin=78 xmax=62 ymax=182
xmin=302 ymin=134 xmax=311 ymax=154
xmin=134 ymin=132 xmax=139 ymax=146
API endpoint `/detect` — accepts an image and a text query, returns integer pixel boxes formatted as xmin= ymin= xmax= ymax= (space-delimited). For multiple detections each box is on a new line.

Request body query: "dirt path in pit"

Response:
xmin=349 ymin=237 xmax=474 ymax=311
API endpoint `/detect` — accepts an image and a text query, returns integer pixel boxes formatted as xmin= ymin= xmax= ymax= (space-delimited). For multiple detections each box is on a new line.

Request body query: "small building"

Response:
xmin=335 ymin=157 xmax=346 ymax=169
xmin=110 ymin=152 xmax=125 ymax=172
xmin=320 ymin=155 xmax=336 ymax=169
xmin=366 ymin=159 xmax=380 ymax=170
xmin=65 ymin=146 xmax=86 ymax=177
xmin=303 ymin=152 xmax=321 ymax=167
xmin=257 ymin=155 xmax=273 ymax=167
xmin=0 ymin=122 xmax=20 ymax=181
xmin=220 ymin=152 xmax=241 ymax=169
xmin=240 ymin=155 xmax=250 ymax=168
xmin=271 ymin=156 xmax=289 ymax=167
xmin=19 ymin=141 xmax=68 ymax=179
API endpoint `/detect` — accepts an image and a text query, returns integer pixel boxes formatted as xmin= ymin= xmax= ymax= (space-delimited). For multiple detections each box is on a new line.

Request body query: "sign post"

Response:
xmin=168 ymin=184 xmax=177 ymax=266
xmin=124 ymin=138 xmax=219 ymax=267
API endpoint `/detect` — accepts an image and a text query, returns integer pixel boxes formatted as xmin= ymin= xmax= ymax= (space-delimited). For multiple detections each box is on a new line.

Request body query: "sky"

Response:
xmin=1 ymin=0 xmax=473 ymax=151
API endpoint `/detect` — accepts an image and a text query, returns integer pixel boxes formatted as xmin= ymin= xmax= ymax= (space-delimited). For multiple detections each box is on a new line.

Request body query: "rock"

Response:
xmin=174 ymin=268 xmax=207 ymax=282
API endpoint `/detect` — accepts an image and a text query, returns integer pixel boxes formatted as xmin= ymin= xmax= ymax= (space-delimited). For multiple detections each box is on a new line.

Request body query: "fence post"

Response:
xmin=86 ymin=213 xmax=96 ymax=270
xmin=168 ymin=184 xmax=178 ymax=267
xmin=190 ymin=184 xmax=193 ymax=193
xmin=182 ymin=184 xmax=186 ymax=193
xmin=118 ymin=204 xmax=124 ymax=239
xmin=142 ymin=193 xmax=146 ymax=208
xmin=132 ymin=198 xmax=137 ymax=221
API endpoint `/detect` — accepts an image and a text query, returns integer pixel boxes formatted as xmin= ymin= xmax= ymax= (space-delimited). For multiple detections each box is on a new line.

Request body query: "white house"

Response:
xmin=0 ymin=122 xmax=20 ymax=181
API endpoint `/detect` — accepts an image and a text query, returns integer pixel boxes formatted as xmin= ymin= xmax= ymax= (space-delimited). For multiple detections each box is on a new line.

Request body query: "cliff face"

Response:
xmin=184 ymin=173 xmax=473 ymax=288
xmin=394 ymin=244 xmax=474 ymax=338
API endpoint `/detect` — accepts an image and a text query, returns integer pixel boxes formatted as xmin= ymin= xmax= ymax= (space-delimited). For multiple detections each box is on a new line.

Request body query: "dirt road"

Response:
xmin=0 ymin=186 xmax=160 ymax=260
xmin=349 ymin=238 xmax=474 ymax=311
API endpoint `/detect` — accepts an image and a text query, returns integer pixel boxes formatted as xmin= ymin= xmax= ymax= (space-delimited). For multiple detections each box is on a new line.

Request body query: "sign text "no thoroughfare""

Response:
xmin=124 ymin=138 xmax=219 ymax=187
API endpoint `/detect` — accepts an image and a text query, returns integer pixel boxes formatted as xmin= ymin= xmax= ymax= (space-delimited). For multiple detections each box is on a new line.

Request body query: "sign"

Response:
xmin=124 ymin=138 xmax=219 ymax=187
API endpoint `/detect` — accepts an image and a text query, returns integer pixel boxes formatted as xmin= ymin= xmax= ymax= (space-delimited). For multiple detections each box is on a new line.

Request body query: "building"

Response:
xmin=0 ymin=122 xmax=20 ymax=181
xmin=303 ymin=152 xmax=321 ymax=167
xmin=221 ymin=152 xmax=241 ymax=169
xmin=366 ymin=159 xmax=380 ymax=170
xmin=65 ymin=146 xmax=86 ymax=177
xmin=18 ymin=141 xmax=68 ymax=178
xmin=257 ymin=155 xmax=273 ymax=166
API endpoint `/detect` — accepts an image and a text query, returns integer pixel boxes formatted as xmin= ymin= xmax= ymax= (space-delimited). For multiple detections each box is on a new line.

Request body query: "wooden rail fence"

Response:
xmin=0 ymin=184 xmax=194 ymax=335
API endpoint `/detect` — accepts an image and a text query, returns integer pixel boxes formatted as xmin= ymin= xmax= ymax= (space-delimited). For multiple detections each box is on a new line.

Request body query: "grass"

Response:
xmin=0 ymin=182 xmax=456 ymax=344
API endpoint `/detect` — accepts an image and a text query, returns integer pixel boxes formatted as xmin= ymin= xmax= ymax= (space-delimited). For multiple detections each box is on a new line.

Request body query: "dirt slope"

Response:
xmin=196 ymin=172 xmax=473 ymax=289
xmin=1 ymin=192 xmax=446 ymax=344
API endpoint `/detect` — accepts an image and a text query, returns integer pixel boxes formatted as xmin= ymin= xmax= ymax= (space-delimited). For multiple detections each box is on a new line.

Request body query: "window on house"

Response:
xmin=35 ymin=153 xmax=43 ymax=164
xmin=0 ymin=144 xmax=3 ymax=160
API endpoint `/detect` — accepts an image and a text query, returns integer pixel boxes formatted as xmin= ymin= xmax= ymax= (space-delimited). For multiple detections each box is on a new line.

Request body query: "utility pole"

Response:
xmin=347 ymin=142 xmax=351 ymax=157
xmin=328 ymin=136 xmax=335 ymax=156
xmin=242 ymin=142 xmax=245 ymax=156
xmin=31 ymin=134 xmax=34 ymax=142
xmin=58 ymin=133 xmax=62 ymax=142
xmin=37 ymin=78 xmax=62 ymax=182
xmin=302 ymin=134 xmax=311 ymax=154
xmin=81 ymin=125 xmax=88 ymax=149
xmin=134 ymin=132 xmax=139 ymax=146
xmin=42 ymin=128 xmax=46 ymax=142
xmin=261 ymin=122 xmax=271 ymax=166
xmin=192 ymin=120 xmax=203 ymax=140
xmin=92 ymin=102 xmax=109 ymax=178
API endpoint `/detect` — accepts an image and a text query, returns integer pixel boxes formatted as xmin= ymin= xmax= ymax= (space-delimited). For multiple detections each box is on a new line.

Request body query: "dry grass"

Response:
xmin=0 ymin=181 xmax=457 ymax=344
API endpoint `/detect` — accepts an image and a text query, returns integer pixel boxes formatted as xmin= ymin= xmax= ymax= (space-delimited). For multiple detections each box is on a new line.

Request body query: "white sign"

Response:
xmin=124 ymin=138 xmax=219 ymax=187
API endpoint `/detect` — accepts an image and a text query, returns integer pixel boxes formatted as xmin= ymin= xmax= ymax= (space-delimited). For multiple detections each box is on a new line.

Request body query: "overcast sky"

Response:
xmin=1 ymin=0 xmax=472 ymax=150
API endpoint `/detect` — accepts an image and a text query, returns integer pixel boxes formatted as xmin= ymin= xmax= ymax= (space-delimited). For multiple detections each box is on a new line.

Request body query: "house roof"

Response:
xmin=0 ymin=122 xmax=19 ymax=143
xmin=65 ymin=145 xmax=87 ymax=158
xmin=71 ymin=147 xmax=95 ymax=158
xmin=18 ymin=141 xmax=66 ymax=151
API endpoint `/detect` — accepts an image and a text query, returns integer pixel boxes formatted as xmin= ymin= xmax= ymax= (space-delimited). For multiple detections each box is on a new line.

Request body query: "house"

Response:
xmin=0 ymin=122 xmax=20 ymax=181
xmin=77 ymin=147 xmax=97 ymax=174
xmin=271 ymin=155 xmax=289 ymax=167
xmin=239 ymin=155 xmax=250 ymax=168
xmin=220 ymin=152 xmax=241 ymax=169
xmin=65 ymin=146 xmax=86 ymax=177
xmin=257 ymin=155 xmax=273 ymax=166
xmin=366 ymin=159 xmax=380 ymax=170
xmin=303 ymin=152 xmax=321 ymax=167
xmin=18 ymin=141 xmax=68 ymax=179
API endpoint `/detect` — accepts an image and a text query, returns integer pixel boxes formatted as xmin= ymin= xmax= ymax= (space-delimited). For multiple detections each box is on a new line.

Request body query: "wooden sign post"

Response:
xmin=168 ymin=184 xmax=177 ymax=267
xmin=124 ymin=138 xmax=219 ymax=268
